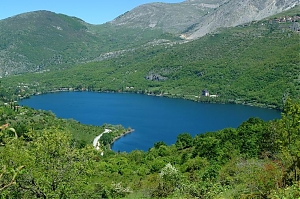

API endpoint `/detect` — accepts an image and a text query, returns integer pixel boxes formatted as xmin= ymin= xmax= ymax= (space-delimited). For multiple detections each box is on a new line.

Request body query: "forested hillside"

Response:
xmin=0 ymin=11 xmax=179 ymax=76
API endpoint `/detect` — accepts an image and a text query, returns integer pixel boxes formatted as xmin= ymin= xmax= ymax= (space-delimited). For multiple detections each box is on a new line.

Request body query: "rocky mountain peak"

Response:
xmin=110 ymin=0 xmax=299 ymax=39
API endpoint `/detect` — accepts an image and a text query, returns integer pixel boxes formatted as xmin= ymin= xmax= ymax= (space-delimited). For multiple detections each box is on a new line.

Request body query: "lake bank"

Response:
xmin=18 ymin=88 xmax=282 ymax=111
xmin=93 ymin=128 xmax=135 ymax=153
xmin=111 ymin=129 xmax=135 ymax=144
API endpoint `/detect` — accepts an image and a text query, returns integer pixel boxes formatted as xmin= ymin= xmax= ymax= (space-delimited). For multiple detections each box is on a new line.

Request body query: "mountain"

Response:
xmin=109 ymin=0 xmax=222 ymax=33
xmin=0 ymin=0 xmax=298 ymax=77
xmin=0 ymin=11 xmax=178 ymax=76
xmin=187 ymin=0 xmax=300 ymax=39
xmin=0 ymin=11 xmax=97 ymax=76
xmin=3 ymin=6 xmax=299 ymax=108
xmin=110 ymin=0 xmax=299 ymax=39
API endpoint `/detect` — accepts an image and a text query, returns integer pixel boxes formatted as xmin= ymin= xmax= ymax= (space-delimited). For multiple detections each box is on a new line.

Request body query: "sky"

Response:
xmin=0 ymin=0 xmax=184 ymax=24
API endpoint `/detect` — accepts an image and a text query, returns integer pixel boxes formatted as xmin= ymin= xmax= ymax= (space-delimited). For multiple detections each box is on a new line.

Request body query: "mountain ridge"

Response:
xmin=110 ymin=0 xmax=299 ymax=39
xmin=0 ymin=1 xmax=298 ymax=77
xmin=0 ymin=10 xmax=179 ymax=76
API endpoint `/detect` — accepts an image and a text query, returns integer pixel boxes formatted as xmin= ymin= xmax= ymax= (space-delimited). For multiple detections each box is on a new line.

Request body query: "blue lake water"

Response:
xmin=19 ymin=92 xmax=281 ymax=152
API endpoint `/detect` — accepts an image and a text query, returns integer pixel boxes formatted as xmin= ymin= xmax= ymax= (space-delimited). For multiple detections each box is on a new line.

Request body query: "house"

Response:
xmin=202 ymin=90 xmax=209 ymax=97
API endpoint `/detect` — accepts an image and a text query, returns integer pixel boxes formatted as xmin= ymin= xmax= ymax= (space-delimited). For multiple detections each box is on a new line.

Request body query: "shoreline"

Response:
xmin=92 ymin=128 xmax=135 ymax=151
xmin=110 ymin=129 xmax=135 ymax=145
xmin=18 ymin=89 xmax=282 ymax=111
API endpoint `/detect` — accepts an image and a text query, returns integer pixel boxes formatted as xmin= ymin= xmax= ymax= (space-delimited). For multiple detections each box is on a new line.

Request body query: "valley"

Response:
xmin=0 ymin=1 xmax=299 ymax=198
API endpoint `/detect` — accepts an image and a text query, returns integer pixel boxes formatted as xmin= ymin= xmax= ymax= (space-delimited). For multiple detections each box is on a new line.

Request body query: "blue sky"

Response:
xmin=0 ymin=0 xmax=184 ymax=24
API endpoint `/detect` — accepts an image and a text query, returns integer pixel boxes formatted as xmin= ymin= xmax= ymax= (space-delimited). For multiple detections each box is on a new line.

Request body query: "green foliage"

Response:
xmin=237 ymin=118 xmax=267 ymax=157
xmin=0 ymin=165 xmax=24 ymax=193
xmin=175 ymin=133 xmax=193 ymax=150
xmin=154 ymin=141 xmax=167 ymax=149
xmin=278 ymin=99 xmax=300 ymax=186
xmin=223 ymin=158 xmax=285 ymax=198
xmin=152 ymin=163 xmax=181 ymax=198
xmin=269 ymin=183 xmax=300 ymax=199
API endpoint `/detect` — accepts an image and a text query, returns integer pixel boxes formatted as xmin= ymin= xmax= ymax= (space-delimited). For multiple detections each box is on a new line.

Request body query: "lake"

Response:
xmin=19 ymin=92 xmax=281 ymax=152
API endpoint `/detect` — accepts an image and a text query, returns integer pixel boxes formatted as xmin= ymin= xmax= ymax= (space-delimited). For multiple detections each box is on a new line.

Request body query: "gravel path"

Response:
xmin=93 ymin=129 xmax=111 ymax=150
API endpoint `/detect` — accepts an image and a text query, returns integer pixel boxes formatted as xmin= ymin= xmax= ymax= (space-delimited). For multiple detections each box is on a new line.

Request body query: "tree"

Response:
xmin=237 ymin=117 xmax=266 ymax=157
xmin=152 ymin=163 xmax=181 ymax=198
xmin=3 ymin=129 xmax=99 ymax=198
xmin=154 ymin=141 xmax=167 ymax=149
xmin=193 ymin=135 xmax=221 ymax=161
xmin=278 ymin=99 xmax=300 ymax=185
xmin=175 ymin=133 xmax=193 ymax=150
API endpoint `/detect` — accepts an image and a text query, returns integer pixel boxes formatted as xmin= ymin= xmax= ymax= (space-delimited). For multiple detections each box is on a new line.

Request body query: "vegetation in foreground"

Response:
xmin=0 ymin=92 xmax=299 ymax=198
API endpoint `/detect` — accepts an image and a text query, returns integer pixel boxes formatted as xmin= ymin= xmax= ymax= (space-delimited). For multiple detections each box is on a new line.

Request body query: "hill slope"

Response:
xmin=0 ymin=11 xmax=97 ymax=75
xmin=0 ymin=11 xmax=179 ymax=76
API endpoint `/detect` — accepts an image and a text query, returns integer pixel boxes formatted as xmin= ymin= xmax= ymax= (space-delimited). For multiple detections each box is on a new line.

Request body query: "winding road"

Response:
xmin=93 ymin=129 xmax=111 ymax=150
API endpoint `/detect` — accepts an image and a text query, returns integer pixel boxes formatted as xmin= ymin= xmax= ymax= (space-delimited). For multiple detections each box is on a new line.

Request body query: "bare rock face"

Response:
xmin=110 ymin=2 xmax=215 ymax=33
xmin=187 ymin=0 xmax=300 ymax=39
xmin=110 ymin=0 xmax=299 ymax=39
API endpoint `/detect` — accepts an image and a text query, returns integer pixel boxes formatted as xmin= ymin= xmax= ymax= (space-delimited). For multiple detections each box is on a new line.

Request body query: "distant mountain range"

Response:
xmin=0 ymin=0 xmax=298 ymax=77
xmin=110 ymin=0 xmax=299 ymax=39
